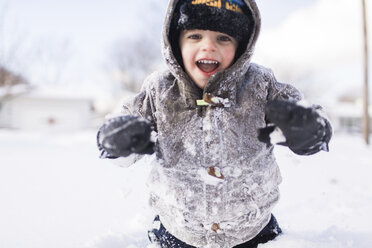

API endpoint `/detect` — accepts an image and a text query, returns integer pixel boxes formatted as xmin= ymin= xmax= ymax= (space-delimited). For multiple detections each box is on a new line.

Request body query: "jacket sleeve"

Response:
xmin=122 ymin=72 xmax=158 ymax=125
xmin=266 ymin=69 xmax=303 ymax=102
xmin=97 ymin=72 xmax=158 ymax=165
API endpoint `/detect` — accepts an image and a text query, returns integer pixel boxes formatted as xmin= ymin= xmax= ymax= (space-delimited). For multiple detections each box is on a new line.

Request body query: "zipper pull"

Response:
xmin=196 ymin=93 xmax=230 ymax=107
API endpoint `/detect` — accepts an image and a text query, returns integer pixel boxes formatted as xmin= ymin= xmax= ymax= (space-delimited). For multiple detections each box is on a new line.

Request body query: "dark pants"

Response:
xmin=148 ymin=214 xmax=282 ymax=248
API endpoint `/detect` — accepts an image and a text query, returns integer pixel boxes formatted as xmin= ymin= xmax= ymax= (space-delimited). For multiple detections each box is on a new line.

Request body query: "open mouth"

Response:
xmin=196 ymin=59 xmax=220 ymax=73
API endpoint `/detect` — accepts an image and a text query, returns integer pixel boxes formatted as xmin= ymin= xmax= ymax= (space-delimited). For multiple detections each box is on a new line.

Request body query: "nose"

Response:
xmin=201 ymin=37 xmax=217 ymax=52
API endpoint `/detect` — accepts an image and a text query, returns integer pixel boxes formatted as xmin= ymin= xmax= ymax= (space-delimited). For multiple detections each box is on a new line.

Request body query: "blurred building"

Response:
xmin=328 ymin=97 xmax=372 ymax=134
xmin=0 ymin=87 xmax=95 ymax=131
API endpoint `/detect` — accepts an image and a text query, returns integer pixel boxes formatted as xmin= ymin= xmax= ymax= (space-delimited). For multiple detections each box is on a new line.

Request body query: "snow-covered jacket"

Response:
xmin=119 ymin=0 xmax=309 ymax=247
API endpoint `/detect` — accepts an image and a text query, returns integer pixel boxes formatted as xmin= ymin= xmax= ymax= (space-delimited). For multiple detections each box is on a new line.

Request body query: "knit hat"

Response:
xmin=170 ymin=0 xmax=254 ymax=66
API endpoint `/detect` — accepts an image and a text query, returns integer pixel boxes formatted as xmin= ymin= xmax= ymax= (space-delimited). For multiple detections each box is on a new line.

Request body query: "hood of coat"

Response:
xmin=161 ymin=0 xmax=261 ymax=106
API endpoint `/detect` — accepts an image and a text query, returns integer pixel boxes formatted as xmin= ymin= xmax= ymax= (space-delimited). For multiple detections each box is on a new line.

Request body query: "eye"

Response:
xmin=187 ymin=34 xmax=202 ymax=40
xmin=217 ymin=35 xmax=232 ymax=42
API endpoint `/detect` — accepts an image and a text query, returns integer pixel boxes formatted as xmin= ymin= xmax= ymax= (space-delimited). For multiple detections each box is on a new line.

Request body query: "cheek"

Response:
xmin=180 ymin=45 xmax=195 ymax=66
xmin=222 ymin=47 xmax=237 ymax=67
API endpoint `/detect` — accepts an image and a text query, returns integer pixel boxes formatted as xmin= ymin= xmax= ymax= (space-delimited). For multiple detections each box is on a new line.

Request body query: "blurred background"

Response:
xmin=0 ymin=1 xmax=371 ymax=248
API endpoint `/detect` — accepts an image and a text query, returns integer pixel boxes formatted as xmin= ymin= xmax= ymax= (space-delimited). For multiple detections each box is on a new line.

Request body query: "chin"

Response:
xmin=196 ymin=79 xmax=209 ymax=89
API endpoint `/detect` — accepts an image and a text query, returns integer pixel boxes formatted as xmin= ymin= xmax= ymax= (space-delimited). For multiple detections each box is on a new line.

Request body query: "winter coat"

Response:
xmin=120 ymin=0 xmax=308 ymax=247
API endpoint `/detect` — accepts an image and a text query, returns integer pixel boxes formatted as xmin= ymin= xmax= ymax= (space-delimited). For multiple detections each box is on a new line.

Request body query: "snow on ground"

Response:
xmin=0 ymin=129 xmax=371 ymax=248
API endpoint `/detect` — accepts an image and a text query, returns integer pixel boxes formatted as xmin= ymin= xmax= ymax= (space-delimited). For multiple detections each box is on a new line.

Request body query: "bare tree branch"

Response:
xmin=110 ymin=33 xmax=161 ymax=93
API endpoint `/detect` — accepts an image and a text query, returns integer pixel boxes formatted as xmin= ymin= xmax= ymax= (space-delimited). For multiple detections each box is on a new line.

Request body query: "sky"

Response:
xmin=256 ymin=0 xmax=371 ymax=99
xmin=0 ymin=0 xmax=370 ymax=102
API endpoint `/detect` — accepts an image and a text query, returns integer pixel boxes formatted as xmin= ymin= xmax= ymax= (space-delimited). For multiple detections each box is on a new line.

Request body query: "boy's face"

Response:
xmin=179 ymin=29 xmax=238 ymax=89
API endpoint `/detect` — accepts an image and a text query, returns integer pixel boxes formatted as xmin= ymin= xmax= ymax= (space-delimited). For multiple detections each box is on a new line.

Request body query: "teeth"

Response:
xmin=197 ymin=60 xmax=219 ymax=64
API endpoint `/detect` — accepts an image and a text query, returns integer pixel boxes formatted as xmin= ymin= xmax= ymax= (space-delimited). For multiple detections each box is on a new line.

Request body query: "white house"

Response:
xmin=0 ymin=88 xmax=95 ymax=131
xmin=327 ymin=99 xmax=372 ymax=133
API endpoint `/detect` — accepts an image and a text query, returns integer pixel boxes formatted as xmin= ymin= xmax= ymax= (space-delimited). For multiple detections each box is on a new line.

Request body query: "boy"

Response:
xmin=97 ymin=0 xmax=332 ymax=247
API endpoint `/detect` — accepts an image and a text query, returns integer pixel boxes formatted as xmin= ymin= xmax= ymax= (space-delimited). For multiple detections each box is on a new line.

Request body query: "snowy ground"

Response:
xmin=0 ymin=129 xmax=371 ymax=248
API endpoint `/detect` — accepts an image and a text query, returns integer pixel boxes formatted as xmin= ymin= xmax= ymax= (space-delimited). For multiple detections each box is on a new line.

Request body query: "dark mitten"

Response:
xmin=97 ymin=115 xmax=154 ymax=158
xmin=258 ymin=100 xmax=332 ymax=155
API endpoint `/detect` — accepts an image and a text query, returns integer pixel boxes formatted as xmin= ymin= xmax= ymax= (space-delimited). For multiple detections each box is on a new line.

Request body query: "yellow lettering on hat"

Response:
xmin=206 ymin=0 xmax=222 ymax=8
xmin=225 ymin=2 xmax=243 ymax=13
xmin=192 ymin=0 xmax=208 ymax=4
xmin=191 ymin=0 xmax=241 ymax=11
xmin=192 ymin=0 xmax=222 ymax=8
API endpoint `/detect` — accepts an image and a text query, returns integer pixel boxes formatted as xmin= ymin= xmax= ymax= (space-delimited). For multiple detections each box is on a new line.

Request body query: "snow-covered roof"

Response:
xmin=0 ymin=84 xmax=32 ymax=98
xmin=22 ymin=86 xmax=94 ymax=101
xmin=328 ymin=100 xmax=372 ymax=118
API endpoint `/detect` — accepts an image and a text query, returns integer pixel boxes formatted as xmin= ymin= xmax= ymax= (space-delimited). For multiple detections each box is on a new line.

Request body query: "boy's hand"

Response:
xmin=258 ymin=100 xmax=331 ymax=155
xmin=97 ymin=115 xmax=154 ymax=158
